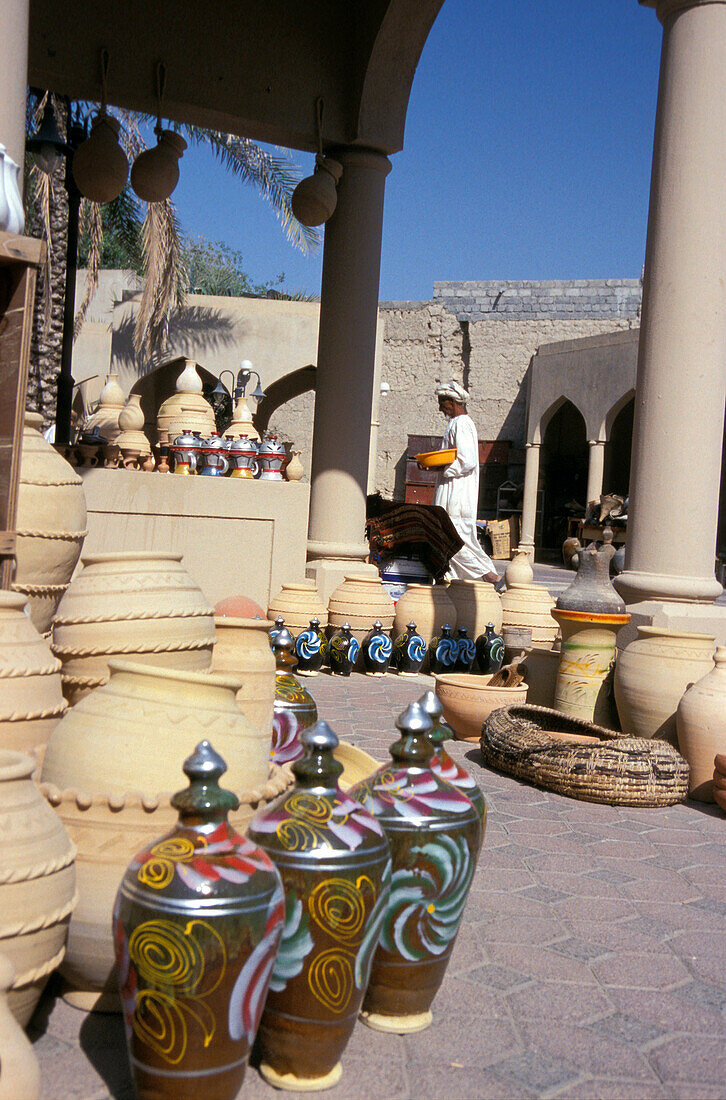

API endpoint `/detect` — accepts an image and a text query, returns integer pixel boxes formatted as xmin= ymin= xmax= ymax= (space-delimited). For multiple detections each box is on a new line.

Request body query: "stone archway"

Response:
xmin=541 ymin=400 xmax=588 ymax=550
xmin=605 ymin=396 xmax=635 ymax=498
xmin=254 ymin=366 xmax=316 ymax=434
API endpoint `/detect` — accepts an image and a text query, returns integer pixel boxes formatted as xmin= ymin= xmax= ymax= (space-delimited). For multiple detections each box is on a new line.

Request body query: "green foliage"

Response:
xmin=77 ymin=188 xmax=145 ymax=273
xmin=182 ymin=236 xmax=282 ymax=297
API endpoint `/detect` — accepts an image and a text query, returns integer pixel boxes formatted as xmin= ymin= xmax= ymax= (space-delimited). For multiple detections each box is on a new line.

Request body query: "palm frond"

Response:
xmin=134 ymin=198 xmax=186 ymax=361
xmin=74 ymin=199 xmax=103 ymax=337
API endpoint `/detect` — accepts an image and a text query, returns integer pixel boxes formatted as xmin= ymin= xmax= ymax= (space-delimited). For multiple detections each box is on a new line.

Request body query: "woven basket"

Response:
xmin=481 ymin=704 xmax=689 ymax=807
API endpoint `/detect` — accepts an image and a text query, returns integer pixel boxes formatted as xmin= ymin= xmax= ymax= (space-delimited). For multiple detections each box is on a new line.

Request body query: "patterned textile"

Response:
xmin=366 ymin=503 xmax=463 ymax=581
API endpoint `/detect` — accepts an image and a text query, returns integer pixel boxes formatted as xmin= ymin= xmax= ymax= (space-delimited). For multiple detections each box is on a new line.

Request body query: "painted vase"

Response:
xmin=676 ymin=646 xmax=726 ymax=802
xmin=454 ymin=627 xmax=476 ymax=673
xmin=294 ymin=617 xmax=327 ymax=677
xmin=427 ymin=624 xmax=458 ymax=676
xmin=272 ymin=629 xmax=318 ymax=764
xmin=393 ymin=583 xmax=457 ymax=647
xmin=475 ymin=622 xmax=504 ymax=675
xmin=248 ymin=722 xmax=391 ymax=1091
xmin=349 ymin=702 xmax=481 ymax=1033
xmin=361 ymin=620 xmax=393 ymax=676
xmin=328 ymin=623 xmax=359 ymax=677
xmin=269 ymin=615 xmax=286 ymax=650
xmin=392 ymin=621 xmax=426 ymax=676
xmin=268 ymin=582 xmax=328 ymax=633
xmin=447 ymin=579 xmax=503 ymax=636
xmin=418 ymin=690 xmax=487 ymax=828
xmin=211 ymin=616 xmax=276 ymax=736
xmin=114 ymin=741 xmax=284 ymax=1100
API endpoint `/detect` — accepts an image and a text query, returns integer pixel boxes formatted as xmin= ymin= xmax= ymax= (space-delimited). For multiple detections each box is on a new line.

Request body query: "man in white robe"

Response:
xmin=431 ymin=381 xmax=501 ymax=585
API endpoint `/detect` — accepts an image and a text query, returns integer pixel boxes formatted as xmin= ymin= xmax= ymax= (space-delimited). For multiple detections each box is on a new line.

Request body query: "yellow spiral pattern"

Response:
xmin=138 ymin=859 xmax=174 ymax=890
xmin=286 ymin=792 xmax=333 ymax=826
xmin=151 ymin=836 xmax=199 ymax=861
xmin=308 ymin=948 xmax=356 ymax=1013
xmin=134 ymin=989 xmax=189 ymax=1064
xmin=308 ymin=878 xmax=368 ymax=941
xmin=276 ymin=818 xmax=323 ymax=852
xmin=129 ymin=919 xmax=225 ymax=997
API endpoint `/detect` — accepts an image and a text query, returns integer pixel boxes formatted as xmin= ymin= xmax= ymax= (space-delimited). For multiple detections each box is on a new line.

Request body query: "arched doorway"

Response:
xmin=604 ymin=396 xmax=634 ymax=498
xmin=541 ymin=400 xmax=588 ymax=550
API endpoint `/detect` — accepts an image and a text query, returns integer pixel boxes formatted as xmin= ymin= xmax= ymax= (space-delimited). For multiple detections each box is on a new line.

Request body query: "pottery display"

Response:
xmin=0 ymin=954 xmax=40 ymax=1100
xmin=505 ymin=548 xmax=534 ymax=589
xmin=114 ymin=741 xmax=284 ymax=1099
xmin=427 ymin=624 xmax=458 ymax=676
xmin=454 ymin=627 xmax=476 ymax=673
xmin=272 ymin=630 xmax=319 ymax=764
xmin=284 ymin=450 xmax=304 ymax=482
xmin=434 ymin=672 xmax=528 ymax=742
xmin=419 ymin=690 xmax=487 ymax=828
xmin=447 ymin=579 xmax=503 ymax=636
xmin=257 ymin=435 xmax=287 ymax=480
xmin=392 ymin=621 xmax=426 ymax=676
xmin=361 ymin=621 xmax=393 ymax=676
xmin=215 ymin=594 xmax=266 ymax=619
xmin=475 ymin=623 xmax=504 ymax=675
xmin=268 ymin=581 xmax=328 ymax=633
xmin=328 ymin=575 xmax=395 ymax=644
xmin=393 ymin=584 xmax=457 ymax=646
xmin=51 ymin=551 xmax=215 ymax=704
xmin=248 ymin=722 xmax=391 ymax=1090
xmin=211 ymin=615 xmax=276 ymax=735
xmin=223 ymin=396 xmax=261 ymax=442
xmin=83 ymin=373 xmax=125 ymax=442
xmin=350 ymin=702 xmax=481 ymax=1033
xmin=328 ymin=623 xmax=360 ymax=677
xmin=676 ymin=647 xmax=726 ymax=801
xmin=501 ymin=582 xmax=558 ymax=650
xmin=294 ymin=617 xmax=328 ymax=676
xmin=0 ymin=750 xmax=76 ymax=1026
xmin=13 ymin=412 xmax=87 ymax=633
xmin=523 ymin=645 xmax=561 ymax=709
xmin=614 ymin=627 xmax=715 ymax=745
xmin=156 ymin=361 xmax=216 ymax=446
xmin=0 ymin=592 xmax=66 ymax=759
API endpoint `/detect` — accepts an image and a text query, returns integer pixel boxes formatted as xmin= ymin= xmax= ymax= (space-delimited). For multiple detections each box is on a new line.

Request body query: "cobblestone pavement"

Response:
xmin=29 ymin=566 xmax=726 ymax=1099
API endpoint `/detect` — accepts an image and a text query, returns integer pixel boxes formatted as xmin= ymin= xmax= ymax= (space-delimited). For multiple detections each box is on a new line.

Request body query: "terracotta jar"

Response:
xmin=0 ymin=954 xmax=40 ymax=1100
xmin=215 ymin=594 xmax=266 ymax=620
xmin=13 ymin=412 xmax=87 ymax=633
xmin=328 ymin=575 xmax=395 ymax=643
xmin=272 ymin=630 xmax=318 ymax=764
xmin=211 ymin=615 xmax=276 ymax=735
xmin=501 ymin=583 xmax=558 ymax=649
xmin=0 ymin=592 xmax=66 ymax=760
xmin=83 ymin=373 xmax=125 ymax=442
xmin=677 ymin=647 xmax=726 ymax=802
xmin=419 ymin=690 xmax=487 ymax=828
xmin=393 ymin=584 xmax=457 ymax=646
xmin=614 ymin=627 xmax=715 ymax=745
xmin=447 ymin=579 xmax=503 ymax=636
xmin=434 ymin=672 xmax=528 ymax=742
xmin=114 ymin=741 xmax=284 ymax=1099
xmin=0 ymin=749 xmax=76 ymax=1026
xmin=249 ymin=722 xmax=391 ymax=1091
xmin=350 ymin=702 xmax=481 ymax=1033
xmin=505 ymin=548 xmax=534 ymax=589
xmin=268 ymin=580 xmax=328 ymax=632
xmin=156 ymin=361 xmax=216 ymax=446
xmin=51 ymin=551 xmax=215 ymax=704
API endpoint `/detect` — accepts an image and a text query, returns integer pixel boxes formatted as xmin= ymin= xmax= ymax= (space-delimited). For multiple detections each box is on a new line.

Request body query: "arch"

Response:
xmin=540 ymin=400 xmax=588 ymax=550
xmin=255 ymin=365 xmax=316 ymax=434
xmin=604 ymin=395 xmax=635 ymax=498
xmin=531 ymin=394 xmax=587 ymax=445
xmin=603 ymin=388 xmax=636 ymax=440
xmin=130 ymin=358 xmax=219 ymax=443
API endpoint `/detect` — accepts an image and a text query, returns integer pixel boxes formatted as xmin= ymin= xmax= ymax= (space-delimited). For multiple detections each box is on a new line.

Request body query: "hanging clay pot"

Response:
xmin=328 ymin=623 xmax=360 ymax=677
xmin=114 ymin=741 xmax=284 ymax=1099
xmin=13 ymin=412 xmax=87 ymax=634
xmin=156 ymin=361 xmax=215 ymax=446
xmin=392 ymin=621 xmax=426 ymax=676
xmin=350 ymin=702 xmax=481 ymax=1033
xmin=361 ymin=621 xmax=393 ymax=676
xmin=268 ymin=580 xmax=328 ymax=633
xmin=428 ymin=624 xmax=458 ymax=676
xmin=130 ymin=129 xmax=187 ymax=203
xmin=294 ymin=618 xmax=328 ymax=677
xmin=393 ymin=583 xmax=457 ymax=647
xmin=211 ymin=615 xmax=276 ymax=735
xmin=454 ymin=627 xmax=476 ymax=674
xmin=676 ymin=646 xmax=726 ymax=802
xmin=291 ymin=154 xmax=343 ymax=226
xmin=72 ymin=113 xmax=129 ymax=203
xmin=505 ymin=548 xmax=534 ymax=589
xmin=0 ymin=750 xmax=76 ymax=1027
xmin=272 ymin=630 xmax=318 ymax=764
xmin=419 ymin=690 xmax=487 ymax=829
xmin=51 ymin=551 xmax=215 ymax=704
xmin=248 ymin=722 xmax=391 ymax=1091
xmin=84 ymin=373 xmax=126 ymax=442
xmin=328 ymin=575 xmax=395 ymax=645
xmin=475 ymin=623 xmax=505 ymax=675
xmin=0 ymin=954 xmax=40 ymax=1100
xmin=447 ymin=579 xmax=503 ymax=636
xmin=501 ymin=582 xmax=558 ymax=650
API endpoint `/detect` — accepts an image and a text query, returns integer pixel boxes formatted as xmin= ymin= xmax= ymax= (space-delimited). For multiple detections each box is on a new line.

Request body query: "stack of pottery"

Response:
xmin=677 ymin=647 xmax=726 ymax=802
xmin=156 ymin=361 xmax=216 ymax=446
xmin=211 ymin=615 xmax=276 ymax=734
xmin=271 ymin=629 xmax=318 ymax=763
xmin=51 ymin=551 xmax=215 ymax=704
xmin=614 ymin=627 xmax=715 ymax=746
xmin=114 ymin=393 xmax=152 ymax=466
xmin=447 ymin=579 xmax=503 ymax=636
xmin=223 ymin=393 xmax=261 ymax=441
xmin=0 ymin=749 xmax=76 ymax=1026
xmin=13 ymin=412 xmax=87 ymax=633
xmin=393 ymin=583 xmax=457 ymax=646
xmin=0 ymin=592 xmax=66 ymax=759
xmin=501 ymin=583 xmax=558 ymax=649
xmin=83 ymin=373 xmax=125 ymax=442
xmin=328 ymin=575 xmax=395 ymax=644
xmin=268 ymin=580 xmax=328 ymax=633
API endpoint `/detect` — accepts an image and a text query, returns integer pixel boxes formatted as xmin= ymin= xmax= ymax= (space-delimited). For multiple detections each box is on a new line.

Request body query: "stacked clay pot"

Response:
xmin=447 ymin=579 xmax=503 ymax=636
xmin=0 ymin=749 xmax=76 ymax=1026
xmin=0 ymin=592 xmax=66 ymax=759
xmin=156 ymin=361 xmax=216 ymax=446
xmin=500 ymin=582 xmax=558 ymax=649
xmin=676 ymin=646 xmax=726 ymax=801
xmin=267 ymin=580 xmax=328 ymax=632
xmin=13 ymin=412 xmax=87 ymax=633
xmin=83 ymin=373 xmax=125 ymax=442
xmin=393 ymin=583 xmax=457 ymax=646
xmin=328 ymin=574 xmax=395 ymax=643
xmin=51 ymin=551 xmax=215 ymax=704
xmin=40 ymin=659 xmax=288 ymax=1009
xmin=211 ymin=616 xmax=276 ymax=735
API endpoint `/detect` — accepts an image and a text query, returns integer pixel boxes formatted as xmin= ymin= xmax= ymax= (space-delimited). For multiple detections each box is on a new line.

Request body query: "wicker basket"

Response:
xmin=481 ymin=704 xmax=689 ymax=807
xmin=487 ymin=516 xmax=520 ymax=560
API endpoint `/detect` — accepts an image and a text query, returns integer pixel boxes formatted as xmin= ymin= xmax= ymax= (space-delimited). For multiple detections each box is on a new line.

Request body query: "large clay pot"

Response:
xmin=677 ymin=647 xmax=726 ymax=801
xmin=51 ymin=552 xmax=215 ymax=703
xmin=614 ymin=627 xmax=715 ymax=745
xmin=114 ymin=741 xmax=284 ymax=1099
xmin=447 ymin=579 xmax=503 ymax=636
xmin=393 ymin=583 xmax=457 ymax=646
xmin=211 ymin=615 xmax=276 ymax=736
xmin=0 ymin=592 xmax=66 ymax=759
xmin=268 ymin=580 xmax=328 ymax=632
xmin=505 ymin=548 xmax=534 ymax=589
xmin=249 ymin=722 xmax=391 ymax=1091
xmin=328 ymin=575 xmax=395 ymax=643
xmin=0 ymin=750 xmax=76 ymax=1026
xmin=501 ymin=583 xmax=558 ymax=649
xmin=215 ymin=594 xmax=266 ymax=619
xmin=13 ymin=412 xmax=87 ymax=633
xmin=156 ymin=361 xmax=216 ymax=446
xmin=0 ymin=954 xmax=40 ymax=1100
xmin=84 ymin=373 xmax=125 ymax=442
xmin=434 ymin=672 xmax=528 ymax=742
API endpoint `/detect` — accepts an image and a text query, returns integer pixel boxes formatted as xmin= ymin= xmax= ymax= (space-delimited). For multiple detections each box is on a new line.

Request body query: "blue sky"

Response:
xmin=172 ymin=0 xmax=663 ymax=302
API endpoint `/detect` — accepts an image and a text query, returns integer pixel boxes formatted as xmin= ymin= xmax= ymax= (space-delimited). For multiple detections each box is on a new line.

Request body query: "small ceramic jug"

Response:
xmin=271 ymin=628 xmax=318 ymax=764
xmin=294 ymin=617 xmax=327 ymax=677
xmin=475 ymin=622 xmax=504 ymax=675
xmin=454 ymin=627 xmax=477 ymax=673
xmin=393 ymin=621 xmax=426 ymax=676
xmin=428 ymin=623 xmax=458 ymax=675
xmin=328 ymin=623 xmax=359 ymax=677
xmin=361 ymin=620 xmax=393 ymax=676
xmin=113 ymin=741 xmax=284 ymax=1100
xmin=419 ymin=689 xmax=487 ymax=828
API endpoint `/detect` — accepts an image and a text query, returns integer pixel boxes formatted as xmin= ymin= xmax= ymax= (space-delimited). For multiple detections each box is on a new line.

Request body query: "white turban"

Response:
xmin=435 ymin=381 xmax=470 ymax=403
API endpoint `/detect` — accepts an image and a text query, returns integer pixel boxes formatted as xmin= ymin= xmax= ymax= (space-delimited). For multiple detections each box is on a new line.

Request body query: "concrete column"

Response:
xmin=519 ymin=443 xmax=541 ymax=559
xmin=0 ymin=0 xmax=30 ymax=174
xmin=586 ymin=440 xmax=606 ymax=506
xmin=306 ymin=147 xmax=391 ymax=601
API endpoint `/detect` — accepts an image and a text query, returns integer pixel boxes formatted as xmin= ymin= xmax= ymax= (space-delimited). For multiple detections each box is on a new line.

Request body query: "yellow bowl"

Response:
xmin=414 ymin=447 xmax=457 ymax=469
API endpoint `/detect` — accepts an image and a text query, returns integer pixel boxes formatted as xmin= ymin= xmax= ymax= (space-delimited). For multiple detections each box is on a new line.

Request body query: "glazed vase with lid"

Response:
xmin=293 ymin=617 xmax=327 ymax=676
xmin=328 ymin=623 xmax=360 ymax=677
xmin=272 ymin=629 xmax=318 ymax=764
xmin=362 ymin=621 xmax=393 ymax=676
xmin=428 ymin=624 xmax=458 ymax=675
xmin=676 ymin=646 xmax=726 ymax=801
xmin=248 ymin=722 xmax=391 ymax=1091
xmin=114 ymin=741 xmax=284 ymax=1100
xmin=454 ymin=627 xmax=476 ymax=673
xmin=393 ymin=621 xmax=426 ymax=676
xmin=418 ymin=690 xmax=486 ymax=828
xmin=475 ymin=623 xmax=504 ymax=675
xmin=349 ymin=702 xmax=481 ymax=1033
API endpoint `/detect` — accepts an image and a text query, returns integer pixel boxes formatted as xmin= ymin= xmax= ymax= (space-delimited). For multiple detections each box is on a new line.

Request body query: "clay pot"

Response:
xmin=72 ymin=113 xmax=129 ymax=203
xmin=215 ymin=594 xmax=266 ymax=619
xmin=328 ymin=575 xmax=395 ymax=642
xmin=505 ymin=548 xmax=534 ymax=589
xmin=114 ymin=427 xmax=152 ymax=458
xmin=501 ymin=583 xmax=558 ymax=649
xmin=249 ymin=722 xmax=391 ymax=1090
xmin=117 ymin=393 xmax=144 ymax=432
xmin=0 ymin=750 xmax=76 ymax=1026
xmin=434 ymin=672 xmax=528 ymax=743
xmin=211 ymin=616 xmax=276 ymax=735
xmin=294 ymin=618 xmax=328 ymax=676
xmin=392 ymin=621 xmax=426 ymax=676
xmin=393 ymin=584 xmax=457 ymax=646
xmin=361 ymin=621 xmax=393 ymax=676
xmin=114 ymin=741 xmax=283 ymax=1099
xmin=419 ymin=690 xmax=487 ymax=828
xmin=268 ymin=580 xmax=328 ymax=632
xmin=677 ymin=647 xmax=726 ymax=801
xmin=551 ymin=610 xmax=630 ymax=728
xmin=0 ymin=592 xmax=66 ymax=760
xmin=614 ymin=627 xmax=715 ymax=745
xmin=0 ymin=954 xmax=40 ymax=1100
xmin=284 ymin=450 xmax=304 ymax=482
xmin=130 ymin=129 xmax=187 ymax=203
xmin=223 ymin=395 xmax=261 ymax=442
xmin=328 ymin=623 xmax=360 ymax=677
xmin=475 ymin=623 xmax=504 ymax=675
xmin=51 ymin=551 xmax=215 ymax=703
xmin=556 ymin=545 xmax=626 ymax=616
xmin=523 ymin=645 xmax=561 ymax=709
xmin=428 ymin=624 xmax=458 ymax=675
xmin=84 ymin=373 xmax=126 ymax=442
xmin=454 ymin=628 xmax=476 ymax=674
xmin=447 ymin=579 xmax=503 ymax=636
xmin=13 ymin=412 xmax=87 ymax=633
xmin=156 ymin=362 xmax=216 ymax=446
xmin=291 ymin=154 xmax=343 ymax=227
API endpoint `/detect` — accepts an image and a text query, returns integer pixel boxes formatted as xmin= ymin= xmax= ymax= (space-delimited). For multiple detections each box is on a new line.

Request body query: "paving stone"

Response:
xmin=547 ymin=1078 xmax=669 ymax=1099
xmin=490 ymin=1050 xmax=581 ymax=1093
xmin=405 ymin=1062 xmax=532 ymax=1100
xmin=487 ymin=943 xmax=599 ymax=986
xmin=515 ymin=1019 xmax=661 ymax=1084
xmin=589 ymin=952 xmax=691 ymax=990
xmin=553 ymin=897 xmax=639 ymax=923
xmin=505 ymin=980 xmax=613 ymax=1025
xmin=648 ymin=1034 xmax=726 ymax=1085
xmin=606 ymin=986 xmax=726 ymax=1037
